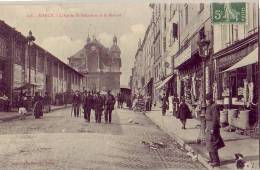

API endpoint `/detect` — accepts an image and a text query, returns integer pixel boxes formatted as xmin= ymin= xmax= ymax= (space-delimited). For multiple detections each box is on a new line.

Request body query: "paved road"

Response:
xmin=0 ymin=108 xmax=206 ymax=170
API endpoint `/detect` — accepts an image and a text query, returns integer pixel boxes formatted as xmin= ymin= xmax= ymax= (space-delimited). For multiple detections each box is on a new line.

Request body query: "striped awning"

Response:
xmin=222 ymin=47 xmax=258 ymax=72
xmin=156 ymin=74 xmax=174 ymax=90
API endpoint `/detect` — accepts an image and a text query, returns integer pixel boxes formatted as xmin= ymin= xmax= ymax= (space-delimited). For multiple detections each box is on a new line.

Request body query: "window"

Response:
xmin=159 ymin=4 xmax=161 ymax=16
xmin=169 ymin=4 xmax=176 ymax=19
xmin=163 ymin=37 xmax=166 ymax=52
xmin=0 ymin=37 xmax=7 ymax=57
xmin=252 ymin=4 xmax=256 ymax=30
xmin=15 ymin=45 xmax=24 ymax=65
xmin=53 ymin=63 xmax=58 ymax=77
xmin=30 ymin=48 xmax=36 ymax=69
xmin=59 ymin=65 xmax=63 ymax=79
xmin=185 ymin=5 xmax=188 ymax=25
xmin=172 ymin=22 xmax=178 ymax=39
xmin=233 ymin=24 xmax=238 ymax=42
xmin=199 ymin=3 xmax=204 ymax=13
xmin=164 ymin=17 xmax=166 ymax=30
xmin=38 ymin=54 xmax=45 ymax=73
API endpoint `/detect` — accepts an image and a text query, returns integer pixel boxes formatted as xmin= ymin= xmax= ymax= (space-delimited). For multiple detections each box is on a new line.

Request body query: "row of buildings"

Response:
xmin=129 ymin=2 xmax=258 ymax=111
xmin=0 ymin=20 xmax=83 ymax=106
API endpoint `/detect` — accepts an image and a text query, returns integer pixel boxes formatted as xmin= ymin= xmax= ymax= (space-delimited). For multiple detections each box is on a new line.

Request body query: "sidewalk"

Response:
xmin=145 ymin=108 xmax=259 ymax=170
xmin=0 ymin=104 xmax=71 ymax=122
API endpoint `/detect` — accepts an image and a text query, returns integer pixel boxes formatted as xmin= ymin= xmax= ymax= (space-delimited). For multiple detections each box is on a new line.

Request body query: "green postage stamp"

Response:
xmin=212 ymin=3 xmax=247 ymax=24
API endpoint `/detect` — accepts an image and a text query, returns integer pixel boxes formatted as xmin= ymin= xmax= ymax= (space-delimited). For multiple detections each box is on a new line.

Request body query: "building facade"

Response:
xmin=0 ymin=20 xmax=83 ymax=105
xmin=213 ymin=3 xmax=258 ymax=110
xmin=68 ymin=36 xmax=121 ymax=94
xmin=130 ymin=2 xmax=258 ymax=118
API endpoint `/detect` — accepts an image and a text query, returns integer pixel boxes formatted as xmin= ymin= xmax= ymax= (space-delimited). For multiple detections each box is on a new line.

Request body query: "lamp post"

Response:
xmin=197 ymin=35 xmax=210 ymax=144
xmin=27 ymin=30 xmax=35 ymax=96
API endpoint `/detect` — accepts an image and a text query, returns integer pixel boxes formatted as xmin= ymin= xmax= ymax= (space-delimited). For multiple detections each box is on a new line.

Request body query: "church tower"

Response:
xmin=68 ymin=35 xmax=121 ymax=94
xmin=110 ymin=35 xmax=121 ymax=72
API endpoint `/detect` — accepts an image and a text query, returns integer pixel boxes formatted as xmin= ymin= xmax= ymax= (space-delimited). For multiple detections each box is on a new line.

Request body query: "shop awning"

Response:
xmin=13 ymin=83 xmax=41 ymax=91
xmin=144 ymin=78 xmax=153 ymax=89
xmin=222 ymin=47 xmax=258 ymax=72
xmin=156 ymin=74 xmax=174 ymax=90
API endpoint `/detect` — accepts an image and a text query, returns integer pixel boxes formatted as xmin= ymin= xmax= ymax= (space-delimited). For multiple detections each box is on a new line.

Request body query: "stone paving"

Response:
xmin=0 ymin=107 xmax=206 ymax=170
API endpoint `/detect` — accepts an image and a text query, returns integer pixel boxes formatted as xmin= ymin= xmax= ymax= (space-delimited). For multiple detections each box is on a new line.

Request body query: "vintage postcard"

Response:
xmin=0 ymin=0 xmax=259 ymax=169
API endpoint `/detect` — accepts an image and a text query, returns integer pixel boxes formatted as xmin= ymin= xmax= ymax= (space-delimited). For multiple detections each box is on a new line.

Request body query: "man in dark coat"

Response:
xmin=177 ymin=98 xmax=192 ymax=129
xmin=43 ymin=92 xmax=51 ymax=113
xmin=147 ymin=95 xmax=152 ymax=111
xmin=83 ymin=91 xmax=93 ymax=122
xmin=33 ymin=92 xmax=43 ymax=119
xmin=72 ymin=91 xmax=81 ymax=117
xmin=104 ymin=90 xmax=115 ymax=123
xmin=161 ymin=93 xmax=169 ymax=116
xmin=205 ymin=93 xmax=225 ymax=167
xmin=94 ymin=92 xmax=104 ymax=123
xmin=117 ymin=92 xmax=123 ymax=109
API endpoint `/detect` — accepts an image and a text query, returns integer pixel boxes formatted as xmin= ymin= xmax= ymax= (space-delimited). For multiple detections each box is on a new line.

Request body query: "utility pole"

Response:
xmin=27 ymin=30 xmax=35 ymax=96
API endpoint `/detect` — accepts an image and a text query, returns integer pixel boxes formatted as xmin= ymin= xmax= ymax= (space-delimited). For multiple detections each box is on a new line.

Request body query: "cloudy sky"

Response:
xmin=0 ymin=2 xmax=152 ymax=86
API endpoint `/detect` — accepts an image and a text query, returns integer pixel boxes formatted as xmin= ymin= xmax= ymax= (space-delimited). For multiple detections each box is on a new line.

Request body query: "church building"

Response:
xmin=68 ymin=35 xmax=121 ymax=94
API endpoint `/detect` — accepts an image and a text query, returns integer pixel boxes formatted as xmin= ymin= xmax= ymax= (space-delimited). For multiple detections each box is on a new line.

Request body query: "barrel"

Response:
xmin=220 ymin=110 xmax=228 ymax=124
xmin=238 ymin=110 xmax=250 ymax=129
xmin=228 ymin=109 xmax=238 ymax=126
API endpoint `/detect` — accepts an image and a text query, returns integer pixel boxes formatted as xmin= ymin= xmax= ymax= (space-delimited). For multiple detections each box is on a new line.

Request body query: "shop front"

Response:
xmin=175 ymin=50 xmax=211 ymax=108
xmin=155 ymin=74 xmax=175 ymax=110
xmin=214 ymin=32 xmax=258 ymax=130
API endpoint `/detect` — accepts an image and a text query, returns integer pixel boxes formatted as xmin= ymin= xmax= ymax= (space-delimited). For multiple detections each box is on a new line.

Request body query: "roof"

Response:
xmin=0 ymin=20 xmax=83 ymax=77
xmin=68 ymin=48 xmax=85 ymax=59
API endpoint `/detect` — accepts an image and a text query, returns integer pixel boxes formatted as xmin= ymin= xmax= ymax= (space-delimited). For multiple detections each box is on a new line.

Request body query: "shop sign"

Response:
xmin=212 ymin=3 xmax=246 ymax=24
xmin=175 ymin=45 xmax=191 ymax=68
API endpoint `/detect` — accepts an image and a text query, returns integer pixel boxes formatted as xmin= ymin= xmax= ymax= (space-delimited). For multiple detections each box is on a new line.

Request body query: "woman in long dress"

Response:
xmin=177 ymin=98 xmax=192 ymax=129
xmin=33 ymin=92 xmax=43 ymax=119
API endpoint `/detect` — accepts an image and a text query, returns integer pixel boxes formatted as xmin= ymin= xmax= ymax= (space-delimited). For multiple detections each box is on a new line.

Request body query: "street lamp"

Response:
xmin=27 ymin=30 xmax=35 ymax=96
xmin=197 ymin=36 xmax=210 ymax=144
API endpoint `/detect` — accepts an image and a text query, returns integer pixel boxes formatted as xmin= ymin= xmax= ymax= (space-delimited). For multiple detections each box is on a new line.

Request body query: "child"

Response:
xmin=18 ymin=93 xmax=27 ymax=120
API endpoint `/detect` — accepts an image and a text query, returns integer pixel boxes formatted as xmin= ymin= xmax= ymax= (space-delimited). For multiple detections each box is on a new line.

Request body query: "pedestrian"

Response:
xmin=18 ymin=92 xmax=27 ymax=120
xmin=43 ymin=92 xmax=51 ymax=113
xmin=94 ymin=92 xmax=104 ymax=123
xmin=205 ymin=93 xmax=225 ymax=167
xmin=172 ymin=95 xmax=179 ymax=116
xmin=161 ymin=93 xmax=168 ymax=116
xmin=145 ymin=95 xmax=149 ymax=111
xmin=104 ymin=90 xmax=115 ymax=123
xmin=176 ymin=98 xmax=192 ymax=129
xmin=83 ymin=91 xmax=93 ymax=122
xmin=72 ymin=91 xmax=81 ymax=117
xmin=147 ymin=95 xmax=152 ymax=111
xmin=33 ymin=92 xmax=43 ymax=119
xmin=132 ymin=94 xmax=137 ymax=110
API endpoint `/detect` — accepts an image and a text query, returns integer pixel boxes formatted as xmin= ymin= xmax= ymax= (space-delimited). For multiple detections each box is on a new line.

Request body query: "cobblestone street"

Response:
xmin=0 ymin=108 xmax=206 ymax=170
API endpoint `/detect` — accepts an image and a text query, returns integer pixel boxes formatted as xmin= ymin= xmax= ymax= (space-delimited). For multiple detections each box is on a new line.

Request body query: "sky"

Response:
xmin=0 ymin=2 xmax=152 ymax=86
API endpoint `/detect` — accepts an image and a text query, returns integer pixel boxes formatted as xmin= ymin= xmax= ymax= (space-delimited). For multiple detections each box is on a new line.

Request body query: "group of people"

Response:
xmin=72 ymin=90 xmax=116 ymax=124
xmin=131 ymin=94 xmax=152 ymax=112
xmin=17 ymin=91 xmax=51 ymax=120
xmin=0 ymin=92 xmax=10 ymax=112
xmin=160 ymin=93 xmax=224 ymax=167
